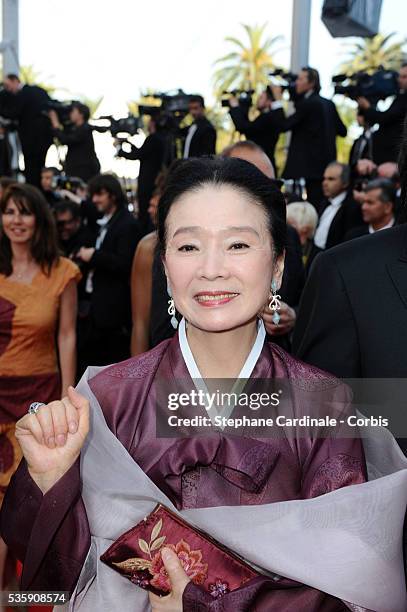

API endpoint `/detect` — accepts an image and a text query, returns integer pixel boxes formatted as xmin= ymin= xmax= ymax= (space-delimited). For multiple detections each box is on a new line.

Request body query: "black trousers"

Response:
xmin=23 ymin=145 xmax=50 ymax=188
xmin=305 ymin=178 xmax=324 ymax=212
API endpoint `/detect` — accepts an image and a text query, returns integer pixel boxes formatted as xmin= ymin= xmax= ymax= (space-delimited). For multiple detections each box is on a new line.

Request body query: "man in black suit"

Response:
xmin=308 ymin=162 xmax=364 ymax=267
xmin=271 ymin=68 xmax=347 ymax=208
xmin=293 ymin=225 xmax=407 ymax=463
xmin=228 ymin=88 xmax=284 ymax=171
xmin=182 ymin=96 xmax=216 ymax=158
xmin=345 ymin=178 xmax=396 ymax=241
xmin=74 ymin=174 xmax=140 ymax=374
xmin=358 ymin=64 xmax=407 ymax=165
xmin=293 ymin=223 xmax=407 ymax=379
xmin=0 ymin=74 xmax=53 ymax=187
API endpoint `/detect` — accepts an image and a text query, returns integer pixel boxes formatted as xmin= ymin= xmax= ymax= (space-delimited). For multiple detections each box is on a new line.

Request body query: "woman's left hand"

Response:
xmin=149 ymin=548 xmax=191 ymax=611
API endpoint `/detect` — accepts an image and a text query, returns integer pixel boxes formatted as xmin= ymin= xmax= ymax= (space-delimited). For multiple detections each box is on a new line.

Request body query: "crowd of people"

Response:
xmin=0 ymin=64 xmax=406 ymax=611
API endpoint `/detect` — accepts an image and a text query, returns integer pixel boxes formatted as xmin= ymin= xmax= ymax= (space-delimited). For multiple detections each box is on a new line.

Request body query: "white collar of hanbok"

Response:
xmin=178 ymin=317 xmax=266 ymax=381
xmin=178 ymin=317 xmax=266 ymax=427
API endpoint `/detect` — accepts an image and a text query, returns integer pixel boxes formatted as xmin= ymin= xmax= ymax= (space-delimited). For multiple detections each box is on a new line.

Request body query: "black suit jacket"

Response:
xmin=281 ymin=93 xmax=346 ymax=179
xmin=344 ymin=225 xmax=369 ymax=241
xmin=363 ymin=92 xmax=407 ymax=165
xmin=229 ymin=106 xmax=284 ymax=169
xmin=184 ymin=117 xmax=216 ymax=157
xmin=293 ymin=224 xmax=407 ymax=378
xmin=349 ymin=131 xmax=373 ymax=168
xmin=0 ymin=84 xmax=53 ymax=154
xmin=87 ymin=208 xmax=140 ymax=330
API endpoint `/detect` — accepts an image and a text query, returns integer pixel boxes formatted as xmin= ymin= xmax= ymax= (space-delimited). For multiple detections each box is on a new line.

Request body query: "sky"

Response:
xmin=11 ymin=0 xmax=407 ymax=175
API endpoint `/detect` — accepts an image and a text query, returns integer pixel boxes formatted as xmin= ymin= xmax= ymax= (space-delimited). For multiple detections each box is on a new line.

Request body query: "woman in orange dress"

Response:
xmin=0 ymin=183 xmax=81 ymax=592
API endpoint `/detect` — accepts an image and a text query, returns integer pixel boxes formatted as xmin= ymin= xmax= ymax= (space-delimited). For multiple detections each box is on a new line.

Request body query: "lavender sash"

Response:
xmin=65 ymin=367 xmax=407 ymax=612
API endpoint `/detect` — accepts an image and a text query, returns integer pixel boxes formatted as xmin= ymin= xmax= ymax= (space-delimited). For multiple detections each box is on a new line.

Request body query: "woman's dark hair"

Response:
xmin=0 ymin=183 xmax=60 ymax=276
xmin=157 ymin=156 xmax=286 ymax=257
xmin=87 ymin=173 xmax=127 ymax=208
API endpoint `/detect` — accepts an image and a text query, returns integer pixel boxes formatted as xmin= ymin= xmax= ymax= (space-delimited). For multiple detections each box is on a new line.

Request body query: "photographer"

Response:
xmin=116 ymin=116 xmax=166 ymax=235
xmin=54 ymin=199 xmax=96 ymax=259
xmin=357 ymin=64 xmax=407 ymax=165
xmin=228 ymin=88 xmax=284 ymax=170
xmin=0 ymin=74 xmax=53 ymax=187
xmin=49 ymin=101 xmax=100 ymax=182
xmin=271 ymin=67 xmax=347 ymax=208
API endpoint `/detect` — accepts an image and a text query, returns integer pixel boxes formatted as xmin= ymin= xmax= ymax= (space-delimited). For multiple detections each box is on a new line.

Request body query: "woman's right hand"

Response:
xmin=15 ymin=386 xmax=89 ymax=494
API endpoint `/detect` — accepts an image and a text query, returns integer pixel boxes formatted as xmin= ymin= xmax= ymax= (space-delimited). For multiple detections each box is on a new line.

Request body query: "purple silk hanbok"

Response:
xmin=1 ymin=333 xmax=370 ymax=611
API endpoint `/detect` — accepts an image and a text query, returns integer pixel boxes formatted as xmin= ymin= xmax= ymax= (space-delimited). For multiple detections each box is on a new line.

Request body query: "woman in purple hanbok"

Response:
xmin=1 ymin=158 xmax=406 ymax=612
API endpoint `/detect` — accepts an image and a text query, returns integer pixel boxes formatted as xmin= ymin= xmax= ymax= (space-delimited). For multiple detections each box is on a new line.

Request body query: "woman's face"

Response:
xmin=164 ymin=184 xmax=284 ymax=332
xmin=1 ymin=198 xmax=36 ymax=246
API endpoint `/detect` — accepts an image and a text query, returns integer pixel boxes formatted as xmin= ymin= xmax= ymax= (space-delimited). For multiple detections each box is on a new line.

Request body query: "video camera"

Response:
xmin=269 ymin=69 xmax=298 ymax=99
xmin=221 ymin=90 xmax=254 ymax=112
xmin=94 ymin=115 xmax=140 ymax=138
xmin=52 ymin=174 xmax=86 ymax=193
xmin=332 ymin=69 xmax=399 ymax=104
xmin=93 ymin=90 xmax=193 ymax=138
xmin=139 ymin=89 xmax=193 ymax=130
xmin=45 ymin=100 xmax=75 ymax=126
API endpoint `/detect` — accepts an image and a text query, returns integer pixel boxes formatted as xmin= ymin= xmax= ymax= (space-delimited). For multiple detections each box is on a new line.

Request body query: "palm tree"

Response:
xmin=213 ymin=23 xmax=284 ymax=97
xmin=338 ymin=32 xmax=406 ymax=75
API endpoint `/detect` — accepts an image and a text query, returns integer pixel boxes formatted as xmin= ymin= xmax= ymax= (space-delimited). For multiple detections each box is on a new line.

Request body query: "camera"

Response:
xmin=332 ymin=69 xmax=399 ymax=104
xmin=95 ymin=115 xmax=140 ymax=138
xmin=139 ymin=89 xmax=193 ymax=129
xmin=94 ymin=90 xmax=193 ymax=139
xmin=45 ymin=100 xmax=74 ymax=126
xmin=52 ymin=174 xmax=86 ymax=193
xmin=221 ymin=90 xmax=254 ymax=112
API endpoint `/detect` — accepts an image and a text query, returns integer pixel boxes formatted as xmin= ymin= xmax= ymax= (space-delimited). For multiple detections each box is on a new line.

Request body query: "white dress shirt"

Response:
xmin=313 ymin=191 xmax=347 ymax=250
xmin=183 ymin=124 xmax=198 ymax=158
xmin=85 ymin=212 xmax=113 ymax=294
xmin=368 ymin=217 xmax=395 ymax=233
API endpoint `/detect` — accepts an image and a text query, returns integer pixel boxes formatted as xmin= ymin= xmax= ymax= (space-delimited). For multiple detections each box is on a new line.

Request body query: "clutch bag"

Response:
xmin=100 ymin=503 xmax=259 ymax=599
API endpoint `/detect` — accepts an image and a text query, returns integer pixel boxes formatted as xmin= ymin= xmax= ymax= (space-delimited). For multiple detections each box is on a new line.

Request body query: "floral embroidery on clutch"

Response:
xmin=101 ymin=504 xmax=258 ymax=598
xmin=111 ymin=518 xmax=208 ymax=593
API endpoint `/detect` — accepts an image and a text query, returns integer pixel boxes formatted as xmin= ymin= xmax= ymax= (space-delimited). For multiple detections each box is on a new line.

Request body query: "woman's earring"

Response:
xmin=167 ymin=281 xmax=179 ymax=330
xmin=268 ymin=279 xmax=281 ymax=325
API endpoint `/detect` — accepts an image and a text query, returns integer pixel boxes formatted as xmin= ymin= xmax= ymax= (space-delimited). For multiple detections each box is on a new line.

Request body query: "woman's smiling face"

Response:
xmin=163 ymin=183 xmax=283 ymax=332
